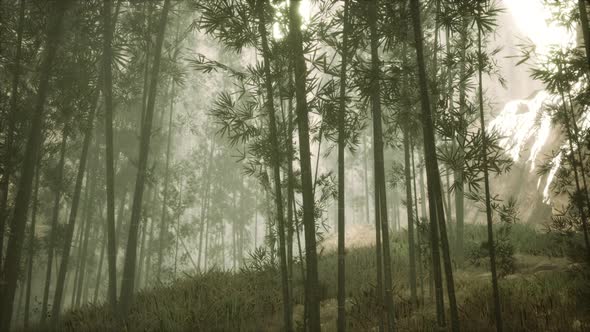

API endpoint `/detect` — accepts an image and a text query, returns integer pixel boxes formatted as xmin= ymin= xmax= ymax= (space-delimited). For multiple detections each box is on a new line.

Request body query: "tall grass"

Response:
xmin=31 ymin=224 xmax=589 ymax=331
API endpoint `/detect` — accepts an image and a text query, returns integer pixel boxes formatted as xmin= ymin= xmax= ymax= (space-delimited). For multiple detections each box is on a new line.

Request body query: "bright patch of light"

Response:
xmin=543 ymin=152 xmax=562 ymax=203
xmin=298 ymin=0 xmax=312 ymax=23
xmin=527 ymin=93 xmax=552 ymax=171
xmin=272 ymin=0 xmax=311 ymax=40
xmin=578 ymin=95 xmax=590 ymax=131
xmin=490 ymin=1 xmax=579 ymax=206
xmin=537 ymin=87 xmax=588 ymax=203
xmin=273 ymin=22 xmax=283 ymax=39
xmin=320 ymin=224 xmax=377 ymax=252
xmin=504 ymin=0 xmax=575 ymax=56
xmin=490 ymin=91 xmax=550 ymax=164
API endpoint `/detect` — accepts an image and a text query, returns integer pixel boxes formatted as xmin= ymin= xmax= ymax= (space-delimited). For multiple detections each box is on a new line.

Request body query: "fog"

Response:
xmin=0 ymin=0 xmax=589 ymax=331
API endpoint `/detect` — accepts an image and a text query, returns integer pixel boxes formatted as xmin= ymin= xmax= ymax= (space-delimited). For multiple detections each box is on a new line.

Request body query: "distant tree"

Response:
xmin=255 ymin=0 xmax=293 ymax=329
xmin=40 ymin=124 xmax=68 ymax=323
xmin=119 ymin=0 xmax=172 ymax=316
xmin=336 ymin=0 xmax=351 ymax=330
xmin=102 ymin=0 xmax=118 ymax=313
xmin=23 ymin=154 xmax=42 ymax=328
xmin=51 ymin=89 xmax=99 ymax=325
xmin=472 ymin=1 xmax=504 ymax=330
xmin=0 ymin=0 xmax=26 ymax=270
xmin=0 ymin=1 xmax=73 ymax=330
xmin=409 ymin=0 xmax=459 ymax=330
xmin=367 ymin=0 xmax=395 ymax=330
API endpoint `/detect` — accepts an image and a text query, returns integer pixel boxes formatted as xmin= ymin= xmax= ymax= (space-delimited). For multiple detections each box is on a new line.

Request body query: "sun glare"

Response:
xmin=298 ymin=0 xmax=312 ymax=22
xmin=503 ymin=0 xmax=575 ymax=55
xmin=272 ymin=0 xmax=312 ymax=40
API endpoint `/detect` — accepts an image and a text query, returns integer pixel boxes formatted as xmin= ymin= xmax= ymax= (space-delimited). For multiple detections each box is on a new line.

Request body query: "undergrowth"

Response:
xmin=28 ymin=224 xmax=590 ymax=331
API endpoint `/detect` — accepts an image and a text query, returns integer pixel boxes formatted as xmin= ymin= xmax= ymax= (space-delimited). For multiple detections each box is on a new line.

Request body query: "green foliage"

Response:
xmin=52 ymin=226 xmax=590 ymax=331
xmin=463 ymin=222 xmax=575 ymax=259
xmin=58 ymin=269 xmax=282 ymax=331
xmin=461 ymin=271 xmax=589 ymax=331
xmin=241 ymin=246 xmax=274 ymax=273
xmin=467 ymin=234 xmax=515 ymax=278
xmin=5 ymin=0 xmax=590 ymax=329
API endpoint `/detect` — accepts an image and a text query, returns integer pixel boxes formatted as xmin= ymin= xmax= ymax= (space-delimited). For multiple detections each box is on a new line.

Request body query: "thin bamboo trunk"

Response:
xmin=115 ymin=188 xmax=127 ymax=249
xmin=158 ymin=83 xmax=175 ymax=279
xmin=70 ymin=212 xmax=85 ymax=309
xmin=220 ymin=218 xmax=225 ymax=269
xmin=292 ymin=194 xmax=308 ymax=332
xmin=51 ymin=96 xmax=98 ymax=325
xmin=232 ymin=193 xmax=236 ymax=270
xmin=374 ymin=189 xmax=384 ymax=332
xmin=0 ymin=0 xmax=26 ymax=271
xmin=286 ymin=73 xmax=295 ymax=297
xmin=337 ymin=1 xmax=351 ymax=330
xmin=409 ymin=0 xmax=459 ymax=330
xmin=81 ymin=266 xmax=90 ymax=304
xmin=138 ymin=184 xmax=157 ymax=288
xmin=444 ymin=25 xmax=455 ymax=250
xmin=392 ymin=191 xmax=399 ymax=232
xmin=419 ymin=163 xmax=428 ymax=220
xmin=368 ymin=1 xmax=395 ymax=330
xmin=476 ymin=23 xmax=503 ymax=331
xmin=254 ymin=189 xmax=259 ymax=249
xmin=262 ymin=173 xmax=277 ymax=265
xmin=404 ymin=130 xmax=418 ymax=307
xmin=455 ymin=18 xmax=468 ymax=265
xmin=144 ymin=209 xmax=155 ymax=286
xmin=102 ymin=0 xmax=118 ymax=313
xmin=257 ymin=1 xmax=292 ymax=329
xmin=15 ymin=281 xmax=24 ymax=323
xmin=119 ymin=0 xmax=171 ymax=315
xmin=75 ymin=171 xmax=94 ymax=308
xmin=410 ymin=140 xmax=424 ymax=303
xmin=173 ymin=181 xmax=182 ymax=278
xmin=136 ymin=191 xmax=150 ymax=289
xmin=197 ymin=138 xmax=214 ymax=271
xmin=59 ymin=269 xmax=70 ymax=315
xmin=140 ymin=1 xmax=153 ymax=129
xmin=40 ymin=126 xmax=68 ymax=324
xmin=204 ymin=206 xmax=210 ymax=271
xmin=24 ymin=156 xmax=41 ymax=329
xmin=363 ymin=134 xmax=371 ymax=225
xmin=289 ymin=1 xmax=321 ymax=329
xmin=0 ymin=1 xmax=71 ymax=322
xmin=93 ymin=225 xmax=106 ymax=303
xmin=238 ymin=187 xmax=245 ymax=268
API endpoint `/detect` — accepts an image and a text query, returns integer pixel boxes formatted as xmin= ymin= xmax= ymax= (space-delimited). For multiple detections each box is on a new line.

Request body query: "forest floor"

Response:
xmin=295 ymin=253 xmax=576 ymax=331
xmin=32 ymin=224 xmax=590 ymax=331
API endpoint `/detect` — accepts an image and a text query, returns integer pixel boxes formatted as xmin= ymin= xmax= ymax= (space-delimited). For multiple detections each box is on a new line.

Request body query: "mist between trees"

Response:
xmin=0 ymin=0 xmax=590 ymax=331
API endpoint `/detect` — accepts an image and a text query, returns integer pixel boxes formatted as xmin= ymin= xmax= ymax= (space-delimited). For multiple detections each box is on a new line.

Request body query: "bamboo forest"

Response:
xmin=1 ymin=0 xmax=590 ymax=331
